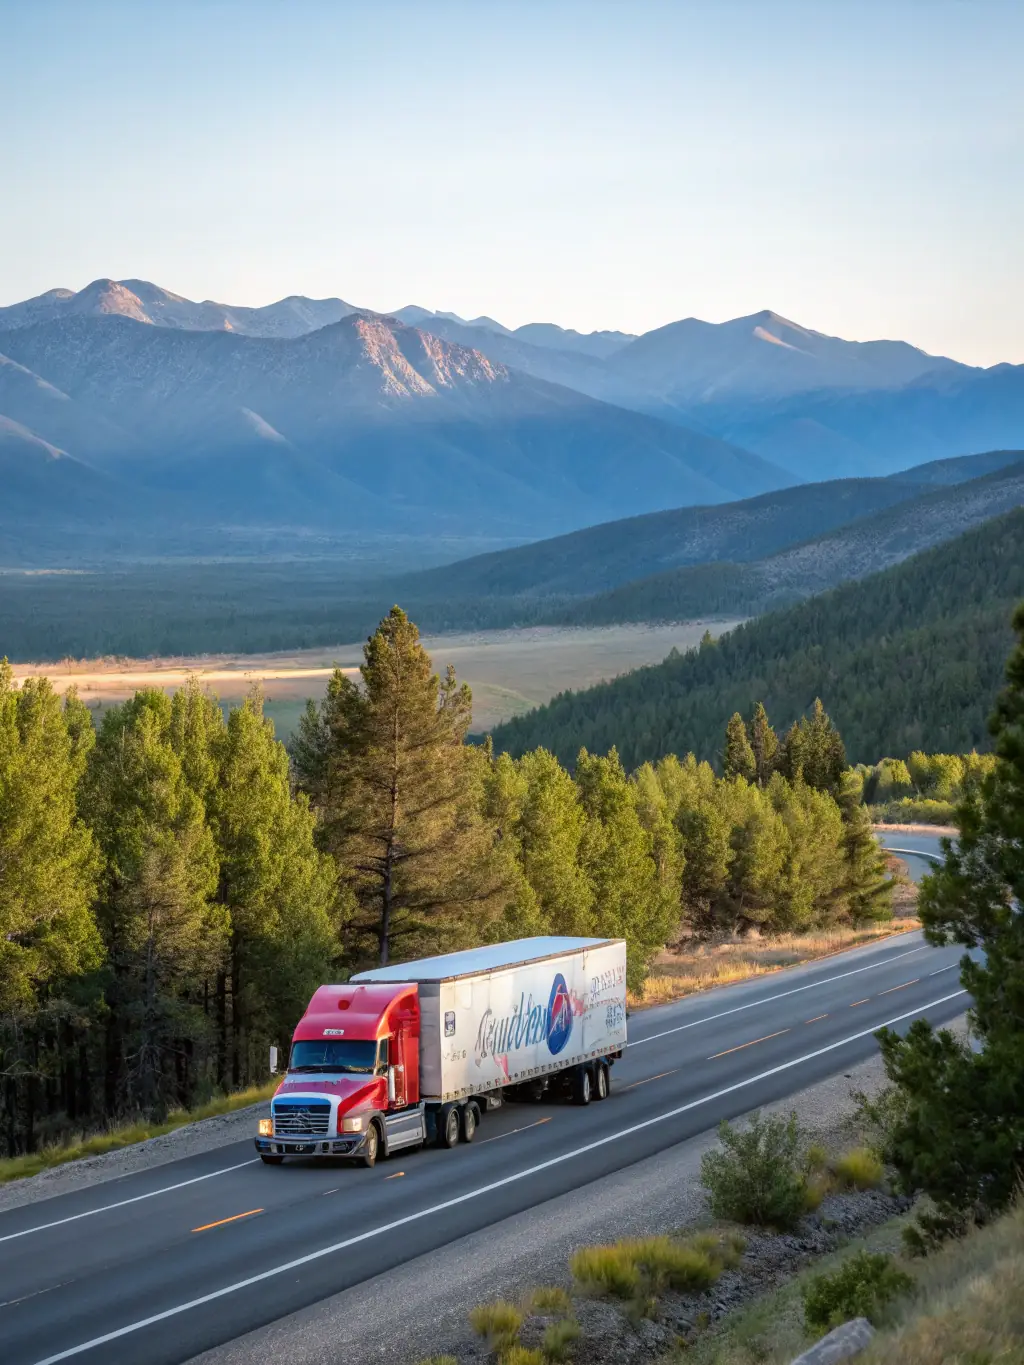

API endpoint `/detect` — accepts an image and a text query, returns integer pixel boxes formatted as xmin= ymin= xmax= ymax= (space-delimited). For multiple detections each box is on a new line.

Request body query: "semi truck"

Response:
xmin=254 ymin=935 xmax=627 ymax=1167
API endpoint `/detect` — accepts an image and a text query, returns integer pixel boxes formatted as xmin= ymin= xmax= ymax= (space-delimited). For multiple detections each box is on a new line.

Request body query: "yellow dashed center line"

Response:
xmin=879 ymin=979 xmax=919 ymax=995
xmin=849 ymin=998 xmax=871 ymax=1007
xmin=384 ymin=1171 xmax=405 ymax=1180
xmin=805 ymin=1014 xmax=829 ymax=1024
xmin=192 ymin=1208 xmax=263 ymax=1233
xmin=708 ymin=1029 xmax=790 ymax=1060
xmin=622 ymin=1068 xmax=680 ymax=1091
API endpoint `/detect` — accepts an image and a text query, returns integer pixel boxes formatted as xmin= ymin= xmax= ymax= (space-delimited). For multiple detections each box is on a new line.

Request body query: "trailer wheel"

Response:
xmin=439 ymin=1105 xmax=460 ymax=1149
xmin=461 ymin=1103 xmax=478 ymax=1143
xmin=260 ymin=1153 xmax=284 ymax=1165
xmin=360 ymin=1121 xmax=380 ymax=1168
xmin=573 ymin=1066 xmax=592 ymax=1106
xmin=595 ymin=1063 xmax=610 ymax=1101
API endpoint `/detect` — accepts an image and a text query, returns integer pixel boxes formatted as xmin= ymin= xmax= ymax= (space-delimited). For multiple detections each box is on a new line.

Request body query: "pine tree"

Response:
xmin=723 ymin=712 xmax=756 ymax=782
xmin=514 ymin=748 xmax=594 ymax=936
xmin=210 ymin=690 xmax=336 ymax=1086
xmin=800 ymin=699 xmax=847 ymax=795
xmin=576 ymin=748 xmax=676 ymax=991
xmin=835 ymin=771 xmax=893 ymax=924
xmin=0 ymin=664 xmax=102 ymax=1015
xmin=298 ymin=608 xmax=505 ymax=966
xmin=749 ymin=702 xmax=778 ymax=788
xmin=877 ymin=602 xmax=1024 ymax=1236
xmin=85 ymin=691 xmax=221 ymax=1117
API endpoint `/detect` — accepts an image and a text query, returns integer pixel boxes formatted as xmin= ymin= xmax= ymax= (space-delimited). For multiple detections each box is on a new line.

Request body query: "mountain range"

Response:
xmin=1 ymin=276 xmax=1022 ymax=561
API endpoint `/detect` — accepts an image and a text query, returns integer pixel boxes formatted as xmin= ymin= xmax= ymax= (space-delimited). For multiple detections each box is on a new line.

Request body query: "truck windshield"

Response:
xmin=289 ymin=1040 xmax=382 ymax=1074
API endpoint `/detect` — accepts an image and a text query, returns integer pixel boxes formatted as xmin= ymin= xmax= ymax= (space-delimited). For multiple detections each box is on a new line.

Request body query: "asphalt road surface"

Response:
xmin=0 ymin=929 xmax=967 ymax=1365
xmin=876 ymin=828 xmax=946 ymax=880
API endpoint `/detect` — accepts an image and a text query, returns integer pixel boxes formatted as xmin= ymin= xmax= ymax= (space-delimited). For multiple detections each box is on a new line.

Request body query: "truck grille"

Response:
xmin=273 ymin=1101 xmax=331 ymax=1136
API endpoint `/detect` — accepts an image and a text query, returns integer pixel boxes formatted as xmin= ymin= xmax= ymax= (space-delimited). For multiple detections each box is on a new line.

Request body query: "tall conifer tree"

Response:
xmin=296 ymin=608 xmax=504 ymax=966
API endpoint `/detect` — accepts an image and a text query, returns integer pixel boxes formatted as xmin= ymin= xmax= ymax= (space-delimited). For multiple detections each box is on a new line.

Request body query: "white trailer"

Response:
xmin=352 ymin=935 xmax=628 ymax=1105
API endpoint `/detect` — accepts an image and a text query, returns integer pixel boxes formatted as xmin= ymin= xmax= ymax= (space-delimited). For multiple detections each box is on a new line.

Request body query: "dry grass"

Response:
xmin=832 ymin=1146 xmax=885 ymax=1191
xmin=571 ymin=1232 xmax=743 ymax=1302
xmin=859 ymin=1203 xmax=1024 ymax=1365
xmin=11 ymin=622 xmax=737 ymax=736
xmin=526 ymin=1287 xmax=573 ymax=1317
xmin=469 ymin=1301 xmax=524 ymax=1350
xmin=631 ymin=923 xmax=919 ymax=1008
xmin=0 ymin=1080 xmax=277 ymax=1185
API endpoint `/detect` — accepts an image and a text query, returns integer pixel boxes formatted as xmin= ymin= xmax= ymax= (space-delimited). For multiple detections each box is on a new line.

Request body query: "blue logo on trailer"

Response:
xmin=546 ymin=974 xmax=573 ymax=1055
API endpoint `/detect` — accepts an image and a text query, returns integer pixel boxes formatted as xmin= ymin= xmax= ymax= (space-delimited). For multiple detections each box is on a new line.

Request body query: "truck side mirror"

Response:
xmin=387 ymin=1066 xmax=396 ymax=1103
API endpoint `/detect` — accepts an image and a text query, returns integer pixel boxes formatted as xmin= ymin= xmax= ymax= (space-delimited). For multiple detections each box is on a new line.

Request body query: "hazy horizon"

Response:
xmin=2 ymin=0 xmax=1021 ymax=366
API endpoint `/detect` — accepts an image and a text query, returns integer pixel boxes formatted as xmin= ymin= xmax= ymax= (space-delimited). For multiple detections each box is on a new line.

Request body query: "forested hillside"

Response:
xmin=489 ymin=507 xmax=1024 ymax=768
xmin=554 ymin=459 xmax=1024 ymax=625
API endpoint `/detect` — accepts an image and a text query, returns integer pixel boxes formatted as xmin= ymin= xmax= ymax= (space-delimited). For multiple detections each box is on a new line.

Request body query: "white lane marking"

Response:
xmin=629 ymin=945 xmax=932 ymax=1047
xmin=930 ymin=963 xmax=960 ymax=976
xmin=31 ymin=990 xmax=966 ymax=1365
xmin=0 ymin=1159 xmax=260 ymax=1246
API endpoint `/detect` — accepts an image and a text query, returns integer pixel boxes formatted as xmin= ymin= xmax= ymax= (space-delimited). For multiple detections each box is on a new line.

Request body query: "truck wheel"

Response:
xmin=260 ymin=1153 xmax=284 ymax=1165
xmin=461 ymin=1103 xmax=478 ymax=1143
xmin=595 ymin=1063 xmax=610 ymax=1100
xmin=360 ymin=1122 xmax=380 ymax=1168
xmin=573 ymin=1066 xmax=592 ymax=1106
xmin=440 ymin=1105 xmax=460 ymax=1149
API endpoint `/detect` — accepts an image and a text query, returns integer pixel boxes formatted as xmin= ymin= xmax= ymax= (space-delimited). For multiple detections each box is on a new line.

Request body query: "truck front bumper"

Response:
xmin=255 ymin=1134 xmax=366 ymax=1157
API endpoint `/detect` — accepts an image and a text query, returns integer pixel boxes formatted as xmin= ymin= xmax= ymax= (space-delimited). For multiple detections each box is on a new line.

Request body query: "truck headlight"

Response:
xmin=258 ymin=1118 xmax=273 ymax=1137
xmin=341 ymin=1115 xmax=366 ymax=1133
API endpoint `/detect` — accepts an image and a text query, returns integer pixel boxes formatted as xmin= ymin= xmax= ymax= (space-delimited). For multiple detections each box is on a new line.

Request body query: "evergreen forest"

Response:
xmin=2 ymin=609 xmax=895 ymax=1160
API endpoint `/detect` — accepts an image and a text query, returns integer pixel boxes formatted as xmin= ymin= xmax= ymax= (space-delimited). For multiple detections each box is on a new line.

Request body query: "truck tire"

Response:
xmin=439 ymin=1105 xmax=461 ymax=1149
xmin=461 ymin=1103 xmax=478 ymax=1143
xmin=573 ymin=1066 xmax=592 ymax=1106
xmin=595 ymin=1063 xmax=610 ymax=1100
xmin=360 ymin=1121 xmax=380 ymax=1168
xmin=260 ymin=1153 xmax=284 ymax=1165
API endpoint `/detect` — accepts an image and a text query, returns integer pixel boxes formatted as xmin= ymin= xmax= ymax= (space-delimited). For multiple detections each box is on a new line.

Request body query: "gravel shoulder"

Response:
xmin=0 ymin=1101 xmax=270 ymax=1215
xmin=186 ymin=1018 xmax=969 ymax=1365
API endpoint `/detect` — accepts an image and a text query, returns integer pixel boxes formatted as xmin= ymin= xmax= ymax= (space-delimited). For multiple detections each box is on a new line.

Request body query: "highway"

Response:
xmin=0 ymin=924 xmax=967 ymax=1365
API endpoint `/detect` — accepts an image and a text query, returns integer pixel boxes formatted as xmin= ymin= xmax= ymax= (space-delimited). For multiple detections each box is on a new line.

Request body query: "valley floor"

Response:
xmin=12 ymin=621 xmax=738 ymax=735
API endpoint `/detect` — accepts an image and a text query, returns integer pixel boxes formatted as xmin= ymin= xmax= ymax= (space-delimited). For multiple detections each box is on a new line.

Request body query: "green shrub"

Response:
xmin=803 ymin=1171 xmax=833 ymax=1211
xmin=700 ymin=1111 xmax=808 ymax=1229
xmin=832 ymin=1146 xmax=884 ymax=1190
xmin=527 ymin=1286 xmax=573 ymax=1317
xmin=803 ymin=1251 xmax=914 ymax=1333
xmin=540 ymin=1318 xmax=580 ymax=1361
xmin=469 ymin=1300 xmax=523 ymax=1350
xmin=804 ymin=1142 xmax=829 ymax=1173
xmin=852 ymin=1085 xmax=910 ymax=1158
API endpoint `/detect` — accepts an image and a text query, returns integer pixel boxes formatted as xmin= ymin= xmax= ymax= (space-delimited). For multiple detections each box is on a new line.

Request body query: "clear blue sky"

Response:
xmin=2 ymin=0 xmax=1021 ymax=364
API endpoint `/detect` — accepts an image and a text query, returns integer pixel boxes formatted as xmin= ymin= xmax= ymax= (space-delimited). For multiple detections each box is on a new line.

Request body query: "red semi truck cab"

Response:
xmin=255 ymin=936 xmax=628 ymax=1168
xmin=256 ymin=982 xmax=425 ymax=1166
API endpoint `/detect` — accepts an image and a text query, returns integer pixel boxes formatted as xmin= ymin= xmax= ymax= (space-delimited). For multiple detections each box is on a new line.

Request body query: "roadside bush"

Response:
xmin=853 ymin=1085 xmax=910 ymax=1158
xmin=803 ymin=1251 xmax=914 ymax=1333
xmin=833 ymin=1147 xmax=884 ymax=1190
xmin=570 ymin=1244 xmax=639 ymax=1298
xmin=470 ymin=1301 xmax=523 ymax=1351
xmin=497 ymin=1349 xmax=544 ymax=1365
xmin=540 ymin=1318 xmax=580 ymax=1361
xmin=570 ymin=1232 xmax=740 ymax=1302
xmin=803 ymin=1142 xmax=829 ymax=1173
xmin=527 ymin=1286 xmax=572 ymax=1316
xmin=700 ymin=1111 xmax=808 ymax=1229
